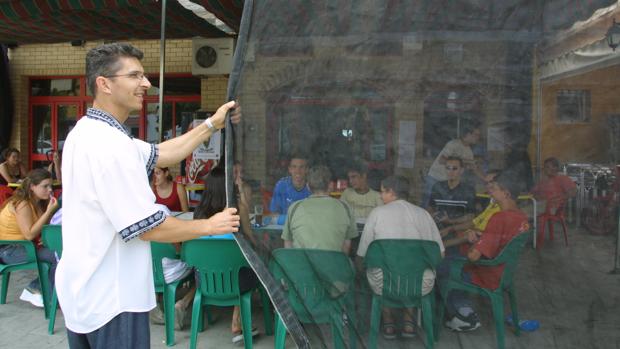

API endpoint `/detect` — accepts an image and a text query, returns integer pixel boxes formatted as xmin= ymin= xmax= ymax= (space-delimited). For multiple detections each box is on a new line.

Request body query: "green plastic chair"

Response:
xmin=269 ymin=248 xmax=357 ymax=349
xmin=181 ymin=239 xmax=272 ymax=349
xmin=150 ymin=242 xmax=194 ymax=346
xmin=41 ymin=224 xmax=63 ymax=334
xmin=364 ymin=239 xmax=442 ymax=349
xmin=0 ymin=239 xmax=51 ymax=319
xmin=438 ymin=232 xmax=530 ymax=349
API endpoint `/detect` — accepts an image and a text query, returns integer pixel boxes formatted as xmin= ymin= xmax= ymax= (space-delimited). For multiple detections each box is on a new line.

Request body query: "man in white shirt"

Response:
xmin=357 ymin=175 xmax=444 ymax=339
xmin=56 ymin=43 xmax=241 ymax=348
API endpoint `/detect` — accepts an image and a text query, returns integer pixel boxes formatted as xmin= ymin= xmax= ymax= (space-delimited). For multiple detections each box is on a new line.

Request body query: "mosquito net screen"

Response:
xmin=201 ymin=1 xmax=620 ymax=347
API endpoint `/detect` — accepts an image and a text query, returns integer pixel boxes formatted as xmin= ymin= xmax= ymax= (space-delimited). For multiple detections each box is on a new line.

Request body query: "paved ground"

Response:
xmin=1 ymin=224 xmax=620 ymax=348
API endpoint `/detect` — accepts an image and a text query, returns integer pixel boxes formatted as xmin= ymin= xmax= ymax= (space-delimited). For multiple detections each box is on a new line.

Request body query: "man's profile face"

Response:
xmin=380 ymin=185 xmax=396 ymax=204
xmin=347 ymin=171 xmax=367 ymax=191
xmin=487 ymin=181 xmax=508 ymax=201
xmin=445 ymin=160 xmax=464 ymax=181
xmin=105 ymin=57 xmax=151 ymax=113
xmin=288 ymin=158 xmax=308 ymax=188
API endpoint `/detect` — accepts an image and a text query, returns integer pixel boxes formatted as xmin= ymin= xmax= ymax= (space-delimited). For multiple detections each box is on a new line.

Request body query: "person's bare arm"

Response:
xmin=445 ymin=213 xmax=474 ymax=226
xmin=467 ymin=247 xmax=482 ymax=262
xmin=140 ymin=207 xmax=239 ymax=242
xmin=237 ymin=194 xmax=257 ymax=246
xmin=15 ymin=198 xmax=59 ymax=240
xmin=341 ymin=239 xmax=352 ymax=255
xmin=284 ymin=240 xmax=293 ymax=248
xmin=52 ymin=152 xmax=61 ymax=183
xmin=176 ymin=183 xmax=189 ymax=212
xmin=156 ymin=101 xmax=240 ymax=167
xmin=0 ymin=164 xmax=13 ymax=183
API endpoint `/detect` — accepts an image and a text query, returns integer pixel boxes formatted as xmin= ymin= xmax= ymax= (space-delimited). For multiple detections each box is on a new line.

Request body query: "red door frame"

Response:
xmin=28 ymin=74 xmax=200 ymax=167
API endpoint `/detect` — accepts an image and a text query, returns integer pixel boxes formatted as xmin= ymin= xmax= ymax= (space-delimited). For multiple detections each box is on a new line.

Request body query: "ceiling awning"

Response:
xmin=0 ymin=0 xmax=242 ymax=45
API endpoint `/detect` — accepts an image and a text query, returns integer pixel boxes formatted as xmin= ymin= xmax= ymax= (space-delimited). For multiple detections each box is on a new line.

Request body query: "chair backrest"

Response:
xmin=365 ymin=239 xmax=442 ymax=303
xmin=269 ymin=248 xmax=355 ymax=323
xmin=489 ymin=232 xmax=530 ymax=289
xmin=150 ymin=242 xmax=180 ymax=288
xmin=41 ymin=224 xmax=63 ymax=257
xmin=181 ymin=239 xmax=249 ymax=297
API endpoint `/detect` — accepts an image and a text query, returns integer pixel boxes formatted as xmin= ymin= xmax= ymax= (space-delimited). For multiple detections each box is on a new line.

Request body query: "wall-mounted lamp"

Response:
xmin=606 ymin=19 xmax=620 ymax=51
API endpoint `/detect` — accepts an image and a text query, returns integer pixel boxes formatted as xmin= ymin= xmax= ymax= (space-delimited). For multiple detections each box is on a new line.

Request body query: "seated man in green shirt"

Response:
xmin=282 ymin=165 xmax=358 ymax=255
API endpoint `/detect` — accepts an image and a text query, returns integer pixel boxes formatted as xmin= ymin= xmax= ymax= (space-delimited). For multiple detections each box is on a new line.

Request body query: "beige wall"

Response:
xmin=537 ymin=64 xmax=620 ymax=165
xmin=7 ymin=39 xmax=228 ymax=155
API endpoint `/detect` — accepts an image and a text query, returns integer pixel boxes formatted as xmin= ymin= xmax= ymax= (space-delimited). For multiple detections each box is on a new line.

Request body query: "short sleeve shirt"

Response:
xmin=465 ymin=209 xmax=529 ymax=290
xmin=531 ymin=174 xmax=576 ymax=210
xmin=56 ymin=108 xmax=164 ymax=333
xmin=429 ymin=181 xmax=476 ymax=219
xmin=281 ymin=195 xmax=357 ymax=251
xmin=356 ymin=199 xmax=445 ymax=257
xmin=427 ymin=139 xmax=475 ymax=181
xmin=339 ymin=188 xmax=383 ymax=219
xmin=269 ymin=176 xmax=311 ymax=214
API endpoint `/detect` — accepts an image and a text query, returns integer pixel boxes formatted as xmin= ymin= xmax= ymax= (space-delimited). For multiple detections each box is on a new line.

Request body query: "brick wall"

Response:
xmin=7 ymin=39 xmax=228 ymax=155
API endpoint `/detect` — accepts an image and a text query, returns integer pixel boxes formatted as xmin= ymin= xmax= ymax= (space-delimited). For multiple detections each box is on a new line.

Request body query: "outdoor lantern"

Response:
xmin=606 ymin=19 xmax=620 ymax=51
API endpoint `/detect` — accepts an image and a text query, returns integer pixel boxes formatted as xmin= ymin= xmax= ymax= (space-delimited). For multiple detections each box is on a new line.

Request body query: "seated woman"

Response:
xmin=152 ymin=167 xmax=188 ymax=212
xmin=0 ymin=148 xmax=28 ymax=185
xmin=194 ymin=165 xmax=259 ymax=344
xmin=0 ymin=168 xmax=59 ymax=307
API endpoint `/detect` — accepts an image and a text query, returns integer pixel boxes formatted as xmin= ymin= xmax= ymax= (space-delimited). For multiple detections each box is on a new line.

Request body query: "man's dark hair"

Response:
xmin=461 ymin=120 xmax=481 ymax=138
xmin=289 ymin=153 xmax=308 ymax=164
xmin=307 ymin=165 xmax=331 ymax=192
xmin=86 ymin=43 xmax=144 ymax=96
xmin=544 ymin=157 xmax=560 ymax=169
xmin=494 ymin=172 xmax=520 ymax=201
xmin=346 ymin=160 xmax=369 ymax=175
xmin=381 ymin=175 xmax=410 ymax=200
xmin=445 ymin=156 xmax=463 ymax=168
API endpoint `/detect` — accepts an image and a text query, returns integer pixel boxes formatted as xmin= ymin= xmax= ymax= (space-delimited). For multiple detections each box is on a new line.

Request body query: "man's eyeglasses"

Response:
xmin=446 ymin=166 xmax=460 ymax=171
xmin=104 ymin=72 xmax=149 ymax=81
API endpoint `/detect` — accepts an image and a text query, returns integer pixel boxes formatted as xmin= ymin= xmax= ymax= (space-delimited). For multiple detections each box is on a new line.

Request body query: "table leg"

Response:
xmin=530 ymin=197 xmax=537 ymax=249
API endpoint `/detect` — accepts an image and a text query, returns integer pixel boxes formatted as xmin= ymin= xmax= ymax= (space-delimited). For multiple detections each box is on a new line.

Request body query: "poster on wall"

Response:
xmin=487 ymin=126 xmax=505 ymax=152
xmin=185 ymin=119 xmax=221 ymax=183
xmin=397 ymin=120 xmax=416 ymax=169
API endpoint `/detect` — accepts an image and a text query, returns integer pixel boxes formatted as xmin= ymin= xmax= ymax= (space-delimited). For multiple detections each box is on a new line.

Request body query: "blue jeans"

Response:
xmin=0 ymin=244 xmax=57 ymax=291
xmin=436 ymin=252 xmax=474 ymax=317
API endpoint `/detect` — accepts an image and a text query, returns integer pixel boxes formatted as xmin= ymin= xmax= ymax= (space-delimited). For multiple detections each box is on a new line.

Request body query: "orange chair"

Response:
xmin=537 ymin=201 xmax=568 ymax=247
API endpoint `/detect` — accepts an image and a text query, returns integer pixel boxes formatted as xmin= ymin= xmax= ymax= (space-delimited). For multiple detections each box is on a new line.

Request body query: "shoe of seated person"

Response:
xmin=232 ymin=327 xmax=259 ymax=344
xmin=445 ymin=312 xmax=481 ymax=332
xmin=19 ymin=287 xmax=44 ymax=308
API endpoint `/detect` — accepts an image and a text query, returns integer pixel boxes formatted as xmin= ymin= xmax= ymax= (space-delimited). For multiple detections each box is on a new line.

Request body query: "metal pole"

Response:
xmin=611 ymin=189 xmax=620 ymax=274
xmin=158 ymin=0 xmax=167 ymax=143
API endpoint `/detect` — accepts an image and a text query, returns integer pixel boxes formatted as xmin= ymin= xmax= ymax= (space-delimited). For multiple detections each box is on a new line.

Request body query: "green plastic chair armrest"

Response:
xmin=0 ymin=240 xmax=37 ymax=260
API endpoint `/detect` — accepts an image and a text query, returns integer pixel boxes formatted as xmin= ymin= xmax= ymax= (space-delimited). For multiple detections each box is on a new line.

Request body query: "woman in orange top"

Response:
xmin=0 ymin=168 xmax=59 ymax=307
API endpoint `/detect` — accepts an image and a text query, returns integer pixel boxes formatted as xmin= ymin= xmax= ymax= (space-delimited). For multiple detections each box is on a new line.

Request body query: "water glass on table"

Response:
xmin=254 ymin=205 xmax=264 ymax=226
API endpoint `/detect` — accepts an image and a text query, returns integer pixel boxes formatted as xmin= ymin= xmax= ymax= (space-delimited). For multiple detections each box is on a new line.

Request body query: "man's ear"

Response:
xmin=95 ymin=76 xmax=112 ymax=95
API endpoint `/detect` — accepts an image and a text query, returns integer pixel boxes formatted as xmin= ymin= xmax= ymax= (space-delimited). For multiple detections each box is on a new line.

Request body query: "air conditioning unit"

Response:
xmin=191 ymin=37 xmax=234 ymax=76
